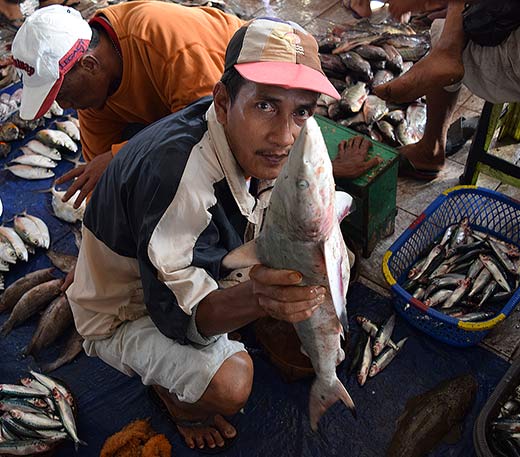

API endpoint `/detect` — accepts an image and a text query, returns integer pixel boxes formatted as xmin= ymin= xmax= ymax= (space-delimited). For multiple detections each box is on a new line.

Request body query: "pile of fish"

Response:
xmin=0 ymin=213 xmax=50 ymax=290
xmin=316 ymin=18 xmax=429 ymax=146
xmin=0 ymin=263 xmax=83 ymax=372
xmin=348 ymin=314 xmax=407 ymax=386
xmin=0 ymin=100 xmax=71 ymax=158
xmin=488 ymin=382 xmax=520 ymax=455
xmin=0 ymin=371 xmax=85 ymax=454
xmin=5 ymin=116 xmax=80 ymax=180
xmin=402 ymin=218 xmax=520 ymax=322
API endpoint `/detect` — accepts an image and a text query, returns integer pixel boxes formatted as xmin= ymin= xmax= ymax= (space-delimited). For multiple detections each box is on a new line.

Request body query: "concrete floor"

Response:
xmin=232 ymin=0 xmax=520 ymax=360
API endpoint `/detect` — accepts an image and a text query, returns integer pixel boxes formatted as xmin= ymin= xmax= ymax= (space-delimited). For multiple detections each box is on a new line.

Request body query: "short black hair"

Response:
xmin=88 ymin=26 xmax=100 ymax=50
xmin=220 ymin=67 xmax=247 ymax=104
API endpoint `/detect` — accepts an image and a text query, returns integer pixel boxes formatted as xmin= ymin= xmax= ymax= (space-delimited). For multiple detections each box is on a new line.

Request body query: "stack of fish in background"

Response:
xmin=402 ymin=218 xmax=520 ymax=322
xmin=316 ymin=18 xmax=430 ymax=147
xmin=0 ymin=371 xmax=85 ymax=455
xmin=0 ymin=85 xmax=84 ymax=375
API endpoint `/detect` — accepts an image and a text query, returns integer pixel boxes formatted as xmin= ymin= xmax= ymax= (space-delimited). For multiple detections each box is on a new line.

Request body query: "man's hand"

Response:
xmin=249 ymin=265 xmax=326 ymax=323
xmin=54 ymin=151 xmax=113 ymax=209
xmin=332 ymin=136 xmax=382 ymax=179
xmin=60 ymin=266 xmax=75 ymax=293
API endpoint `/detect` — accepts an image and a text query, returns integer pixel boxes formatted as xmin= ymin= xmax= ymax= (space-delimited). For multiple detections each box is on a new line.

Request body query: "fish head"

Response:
xmin=269 ymin=117 xmax=335 ymax=241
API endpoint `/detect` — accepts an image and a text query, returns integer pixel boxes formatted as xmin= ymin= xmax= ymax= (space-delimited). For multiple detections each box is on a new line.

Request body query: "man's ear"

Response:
xmin=79 ymin=54 xmax=99 ymax=74
xmin=213 ymin=81 xmax=230 ymax=125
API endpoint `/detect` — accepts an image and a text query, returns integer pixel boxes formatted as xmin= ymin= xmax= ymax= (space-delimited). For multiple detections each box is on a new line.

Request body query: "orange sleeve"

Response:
xmin=78 ymin=108 xmax=127 ymax=162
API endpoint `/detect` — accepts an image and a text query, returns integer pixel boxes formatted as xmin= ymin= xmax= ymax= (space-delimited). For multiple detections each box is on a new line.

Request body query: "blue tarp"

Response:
xmin=0 ymin=83 xmax=510 ymax=456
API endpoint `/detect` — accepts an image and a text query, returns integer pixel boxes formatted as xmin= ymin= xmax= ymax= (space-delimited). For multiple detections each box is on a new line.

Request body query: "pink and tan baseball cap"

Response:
xmin=12 ymin=5 xmax=92 ymax=120
xmin=224 ymin=17 xmax=340 ymax=100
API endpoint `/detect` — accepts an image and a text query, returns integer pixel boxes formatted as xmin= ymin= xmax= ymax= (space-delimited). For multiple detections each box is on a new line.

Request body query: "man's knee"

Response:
xmin=204 ymin=351 xmax=253 ymax=416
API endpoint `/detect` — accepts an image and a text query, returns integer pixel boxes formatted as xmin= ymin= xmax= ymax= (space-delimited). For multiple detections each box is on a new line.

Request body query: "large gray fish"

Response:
xmin=223 ymin=118 xmax=356 ymax=430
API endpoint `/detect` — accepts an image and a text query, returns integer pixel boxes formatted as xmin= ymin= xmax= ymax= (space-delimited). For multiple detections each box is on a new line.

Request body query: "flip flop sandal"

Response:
xmin=398 ymin=155 xmax=440 ymax=181
xmin=147 ymin=386 xmax=237 ymax=455
xmin=445 ymin=116 xmax=478 ymax=157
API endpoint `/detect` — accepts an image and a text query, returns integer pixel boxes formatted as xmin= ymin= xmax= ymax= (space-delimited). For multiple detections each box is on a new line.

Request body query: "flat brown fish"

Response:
xmin=23 ymin=294 xmax=73 ymax=358
xmin=387 ymin=374 xmax=477 ymax=457
xmin=41 ymin=330 xmax=84 ymax=373
xmin=0 ymin=278 xmax=63 ymax=337
xmin=0 ymin=267 xmax=55 ymax=313
xmin=47 ymin=251 xmax=77 ymax=273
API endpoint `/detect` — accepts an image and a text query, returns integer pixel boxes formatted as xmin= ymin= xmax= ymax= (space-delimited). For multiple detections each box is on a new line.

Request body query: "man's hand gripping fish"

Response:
xmin=223 ymin=117 xmax=356 ymax=431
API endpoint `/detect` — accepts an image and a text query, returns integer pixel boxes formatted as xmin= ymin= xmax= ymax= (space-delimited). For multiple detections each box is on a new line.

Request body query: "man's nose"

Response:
xmin=269 ymin=117 xmax=297 ymax=148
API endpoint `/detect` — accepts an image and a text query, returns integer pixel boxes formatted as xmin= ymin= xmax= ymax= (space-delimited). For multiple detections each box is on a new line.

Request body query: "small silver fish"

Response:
xmin=22 ymin=140 xmax=61 ymax=161
xmin=5 ymin=164 xmax=54 ymax=180
xmin=10 ymin=154 xmax=57 ymax=168
xmin=55 ymin=120 xmax=80 ymax=142
xmin=36 ymin=129 xmax=77 ymax=153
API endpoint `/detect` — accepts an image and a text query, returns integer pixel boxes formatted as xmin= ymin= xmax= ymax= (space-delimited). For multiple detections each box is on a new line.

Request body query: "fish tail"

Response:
xmin=309 ymin=377 xmax=356 ymax=431
xmin=0 ymin=319 xmax=14 ymax=337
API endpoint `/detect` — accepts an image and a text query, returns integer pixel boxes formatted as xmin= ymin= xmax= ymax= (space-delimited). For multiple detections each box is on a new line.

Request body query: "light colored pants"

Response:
xmin=83 ymin=315 xmax=246 ymax=404
xmin=431 ymin=19 xmax=520 ymax=103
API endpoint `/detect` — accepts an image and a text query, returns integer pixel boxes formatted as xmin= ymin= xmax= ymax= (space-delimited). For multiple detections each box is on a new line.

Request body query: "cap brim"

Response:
xmin=235 ymin=61 xmax=340 ymax=100
xmin=19 ymin=75 xmax=63 ymax=120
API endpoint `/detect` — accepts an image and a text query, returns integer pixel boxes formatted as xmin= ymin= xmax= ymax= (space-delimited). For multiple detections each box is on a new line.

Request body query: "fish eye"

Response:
xmin=297 ymin=179 xmax=309 ymax=189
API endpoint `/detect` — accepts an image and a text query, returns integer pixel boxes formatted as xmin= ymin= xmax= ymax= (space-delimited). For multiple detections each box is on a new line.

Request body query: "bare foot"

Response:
xmin=399 ymin=139 xmax=445 ymax=172
xmin=373 ymin=47 xmax=464 ymax=104
xmin=343 ymin=0 xmax=371 ymax=18
xmin=153 ymin=385 xmax=237 ymax=451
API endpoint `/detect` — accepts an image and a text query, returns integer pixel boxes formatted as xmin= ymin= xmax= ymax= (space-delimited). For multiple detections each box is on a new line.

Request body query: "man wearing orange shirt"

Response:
xmin=12 ymin=2 xmax=244 ymax=207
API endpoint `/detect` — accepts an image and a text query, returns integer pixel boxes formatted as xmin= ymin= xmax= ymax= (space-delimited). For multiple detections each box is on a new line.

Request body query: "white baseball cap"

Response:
xmin=12 ymin=5 xmax=92 ymax=120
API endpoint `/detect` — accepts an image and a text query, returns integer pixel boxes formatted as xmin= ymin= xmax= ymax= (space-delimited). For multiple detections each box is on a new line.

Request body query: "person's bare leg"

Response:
xmin=374 ymin=0 xmax=466 ymax=104
xmin=401 ymin=85 xmax=459 ymax=172
xmin=344 ymin=0 xmax=372 ymax=18
xmin=154 ymin=352 xmax=253 ymax=451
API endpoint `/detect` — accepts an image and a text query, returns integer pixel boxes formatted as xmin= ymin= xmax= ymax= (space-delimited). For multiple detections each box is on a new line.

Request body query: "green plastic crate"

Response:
xmin=316 ymin=115 xmax=399 ymax=257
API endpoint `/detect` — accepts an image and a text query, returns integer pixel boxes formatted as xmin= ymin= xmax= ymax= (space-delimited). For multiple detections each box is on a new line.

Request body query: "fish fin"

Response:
xmin=335 ymin=191 xmax=355 ymax=222
xmin=309 ymin=377 xmax=356 ymax=431
xmin=221 ymin=240 xmax=259 ymax=270
xmin=323 ymin=228 xmax=349 ymax=326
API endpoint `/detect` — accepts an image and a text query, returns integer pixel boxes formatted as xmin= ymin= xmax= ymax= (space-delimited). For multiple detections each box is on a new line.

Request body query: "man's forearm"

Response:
xmin=196 ymin=281 xmax=266 ymax=337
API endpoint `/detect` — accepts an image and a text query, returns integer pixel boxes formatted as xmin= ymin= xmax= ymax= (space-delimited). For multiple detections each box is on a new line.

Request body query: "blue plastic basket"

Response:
xmin=382 ymin=185 xmax=520 ymax=347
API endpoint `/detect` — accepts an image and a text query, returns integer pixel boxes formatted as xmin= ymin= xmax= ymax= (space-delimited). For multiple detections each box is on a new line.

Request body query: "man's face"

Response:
xmin=55 ymin=60 xmax=109 ymax=111
xmin=216 ymin=80 xmax=319 ymax=180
